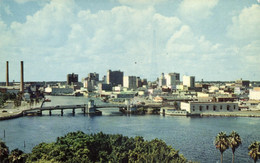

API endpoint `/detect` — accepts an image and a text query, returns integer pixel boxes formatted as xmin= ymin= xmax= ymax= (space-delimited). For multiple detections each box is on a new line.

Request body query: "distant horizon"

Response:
xmin=1 ymin=0 xmax=259 ymax=81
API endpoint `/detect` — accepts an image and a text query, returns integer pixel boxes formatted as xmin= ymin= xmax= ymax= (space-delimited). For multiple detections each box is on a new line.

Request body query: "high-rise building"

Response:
xmin=67 ymin=73 xmax=78 ymax=85
xmin=136 ymin=77 xmax=142 ymax=88
xmin=183 ymin=75 xmax=195 ymax=88
xmin=107 ymin=70 xmax=123 ymax=86
xmin=166 ymin=73 xmax=180 ymax=88
xmin=88 ymin=73 xmax=99 ymax=81
xmin=159 ymin=73 xmax=166 ymax=87
xmin=123 ymin=76 xmax=137 ymax=89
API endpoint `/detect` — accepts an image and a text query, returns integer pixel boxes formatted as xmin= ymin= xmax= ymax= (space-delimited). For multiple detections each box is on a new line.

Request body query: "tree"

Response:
xmin=215 ymin=132 xmax=229 ymax=163
xmin=0 ymin=139 xmax=9 ymax=163
xmin=248 ymin=141 xmax=260 ymax=163
xmin=229 ymin=131 xmax=242 ymax=163
xmin=9 ymin=148 xmax=26 ymax=163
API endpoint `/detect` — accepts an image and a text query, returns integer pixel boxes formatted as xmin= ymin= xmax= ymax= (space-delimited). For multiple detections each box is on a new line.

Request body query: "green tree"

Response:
xmin=26 ymin=131 xmax=188 ymax=163
xmin=215 ymin=132 xmax=229 ymax=163
xmin=9 ymin=148 xmax=26 ymax=163
xmin=248 ymin=141 xmax=260 ymax=163
xmin=229 ymin=131 xmax=242 ymax=163
xmin=0 ymin=139 xmax=9 ymax=163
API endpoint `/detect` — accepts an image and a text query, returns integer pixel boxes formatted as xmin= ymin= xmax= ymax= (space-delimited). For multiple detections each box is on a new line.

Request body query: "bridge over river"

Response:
xmin=23 ymin=99 xmax=164 ymax=116
xmin=23 ymin=100 xmax=131 ymax=116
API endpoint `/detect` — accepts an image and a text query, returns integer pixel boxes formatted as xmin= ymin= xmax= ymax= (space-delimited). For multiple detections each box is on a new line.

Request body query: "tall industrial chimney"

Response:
xmin=6 ymin=61 xmax=9 ymax=86
xmin=20 ymin=61 xmax=24 ymax=93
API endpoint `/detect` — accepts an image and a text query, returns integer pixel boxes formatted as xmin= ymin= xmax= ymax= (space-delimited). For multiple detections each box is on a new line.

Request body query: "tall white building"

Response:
xmin=183 ymin=75 xmax=195 ymax=88
xmin=166 ymin=73 xmax=180 ymax=88
xmin=123 ymin=76 xmax=137 ymax=90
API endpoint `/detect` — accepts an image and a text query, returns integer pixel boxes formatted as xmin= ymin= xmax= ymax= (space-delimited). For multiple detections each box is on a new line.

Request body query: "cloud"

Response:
xmin=227 ymin=4 xmax=260 ymax=40
xmin=178 ymin=0 xmax=219 ymax=21
xmin=0 ymin=0 xmax=259 ymax=81
xmin=118 ymin=0 xmax=167 ymax=7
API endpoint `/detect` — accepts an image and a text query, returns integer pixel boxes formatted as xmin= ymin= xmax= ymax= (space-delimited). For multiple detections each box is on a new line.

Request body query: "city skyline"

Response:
xmin=0 ymin=0 xmax=259 ymax=82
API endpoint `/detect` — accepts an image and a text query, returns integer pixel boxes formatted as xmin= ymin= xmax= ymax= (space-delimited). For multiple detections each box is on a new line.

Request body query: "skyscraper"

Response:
xmin=107 ymin=70 xmax=123 ymax=86
xmin=67 ymin=73 xmax=78 ymax=85
xmin=166 ymin=73 xmax=180 ymax=88
xmin=123 ymin=76 xmax=137 ymax=89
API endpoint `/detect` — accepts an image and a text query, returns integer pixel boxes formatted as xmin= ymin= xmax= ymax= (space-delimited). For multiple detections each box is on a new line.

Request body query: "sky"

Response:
xmin=0 ymin=0 xmax=259 ymax=82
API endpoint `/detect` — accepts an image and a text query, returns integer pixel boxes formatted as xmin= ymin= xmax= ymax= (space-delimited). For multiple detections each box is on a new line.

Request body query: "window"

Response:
xmin=233 ymin=105 xmax=236 ymax=110
xmin=227 ymin=105 xmax=230 ymax=111
xmin=213 ymin=105 xmax=216 ymax=111
xmin=193 ymin=109 xmax=195 ymax=111
xmin=220 ymin=106 xmax=222 ymax=110
xmin=206 ymin=106 xmax=209 ymax=110
xmin=199 ymin=106 xmax=203 ymax=111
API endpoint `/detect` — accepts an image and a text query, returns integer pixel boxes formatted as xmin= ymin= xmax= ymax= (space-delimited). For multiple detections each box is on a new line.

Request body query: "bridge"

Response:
xmin=23 ymin=100 xmax=129 ymax=116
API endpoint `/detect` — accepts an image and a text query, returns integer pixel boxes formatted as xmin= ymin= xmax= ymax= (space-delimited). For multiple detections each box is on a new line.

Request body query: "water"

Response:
xmin=0 ymin=96 xmax=260 ymax=163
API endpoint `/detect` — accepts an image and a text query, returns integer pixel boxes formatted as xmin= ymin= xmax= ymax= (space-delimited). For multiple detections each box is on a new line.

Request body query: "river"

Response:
xmin=0 ymin=96 xmax=259 ymax=163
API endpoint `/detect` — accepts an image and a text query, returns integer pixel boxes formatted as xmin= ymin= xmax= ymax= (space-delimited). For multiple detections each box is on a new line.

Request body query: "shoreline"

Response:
xmin=1 ymin=108 xmax=260 ymax=121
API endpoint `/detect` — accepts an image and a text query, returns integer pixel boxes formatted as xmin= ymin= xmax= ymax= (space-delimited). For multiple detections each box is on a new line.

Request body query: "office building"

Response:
xmin=67 ymin=73 xmax=78 ymax=85
xmin=158 ymin=73 xmax=166 ymax=87
xmin=183 ymin=75 xmax=195 ymax=88
xmin=107 ymin=70 xmax=123 ymax=86
xmin=123 ymin=76 xmax=137 ymax=90
xmin=166 ymin=73 xmax=180 ymax=88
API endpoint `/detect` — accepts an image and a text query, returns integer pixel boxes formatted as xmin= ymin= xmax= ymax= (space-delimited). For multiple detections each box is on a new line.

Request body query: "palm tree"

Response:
xmin=215 ymin=132 xmax=229 ymax=163
xmin=229 ymin=131 xmax=242 ymax=163
xmin=248 ymin=141 xmax=260 ymax=163
xmin=0 ymin=139 xmax=9 ymax=163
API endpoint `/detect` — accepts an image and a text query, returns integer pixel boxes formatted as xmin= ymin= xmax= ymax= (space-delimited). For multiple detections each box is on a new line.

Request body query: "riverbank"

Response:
xmin=0 ymin=102 xmax=40 ymax=120
xmin=201 ymin=110 xmax=260 ymax=117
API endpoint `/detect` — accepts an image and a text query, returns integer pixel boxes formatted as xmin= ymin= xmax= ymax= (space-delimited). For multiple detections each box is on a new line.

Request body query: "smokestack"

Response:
xmin=6 ymin=61 xmax=9 ymax=86
xmin=20 ymin=61 xmax=24 ymax=93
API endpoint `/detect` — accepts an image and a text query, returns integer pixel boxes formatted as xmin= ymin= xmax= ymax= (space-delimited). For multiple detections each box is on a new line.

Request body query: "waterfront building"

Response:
xmin=107 ymin=70 xmax=124 ymax=87
xmin=123 ymin=76 xmax=137 ymax=90
xmin=183 ymin=75 xmax=195 ymax=88
xmin=249 ymin=87 xmax=260 ymax=100
xmin=67 ymin=73 xmax=78 ymax=85
xmin=166 ymin=73 xmax=180 ymax=89
xmin=44 ymin=85 xmax=74 ymax=95
xmin=181 ymin=101 xmax=239 ymax=114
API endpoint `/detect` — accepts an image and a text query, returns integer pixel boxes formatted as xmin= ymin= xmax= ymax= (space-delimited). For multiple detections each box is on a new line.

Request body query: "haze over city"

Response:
xmin=0 ymin=0 xmax=259 ymax=82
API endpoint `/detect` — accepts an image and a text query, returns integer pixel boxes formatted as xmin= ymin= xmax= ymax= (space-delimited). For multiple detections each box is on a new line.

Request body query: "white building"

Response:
xmin=249 ymin=87 xmax=260 ymax=100
xmin=123 ymin=76 xmax=137 ymax=90
xmin=183 ymin=75 xmax=195 ymax=88
xmin=166 ymin=73 xmax=180 ymax=89
xmin=181 ymin=102 xmax=239 ymax=114
xmin=45 ymin=85 xmax=74 ymax=95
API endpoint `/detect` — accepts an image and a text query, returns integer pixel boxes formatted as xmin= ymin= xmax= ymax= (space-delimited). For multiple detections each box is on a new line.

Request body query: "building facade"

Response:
xmin=249 ymin=87 xmax=260 ymax=100
xmin=123 ymin=76 xmax=137 ymax=90
xmin=183 ymin=75 xmax=195 ymax=88
xmin=107 ymin=70 xmax=124 ymax=86
xmin=166 ymin=73 xmax=180 ymax=88
xmin=67 ymin=73 xmax=78 ymax=85
xmin=181 ymin=102 xmax=239 ymax=114
xmin=158 ymin=73 xmax=167 ymax=87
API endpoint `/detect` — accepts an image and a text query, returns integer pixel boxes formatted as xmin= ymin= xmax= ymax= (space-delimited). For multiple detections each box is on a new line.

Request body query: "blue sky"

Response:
xmin=0 ymin=0 xmax=259 ymax=82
